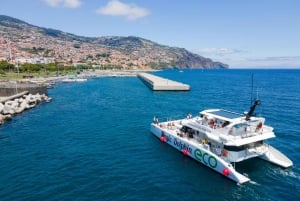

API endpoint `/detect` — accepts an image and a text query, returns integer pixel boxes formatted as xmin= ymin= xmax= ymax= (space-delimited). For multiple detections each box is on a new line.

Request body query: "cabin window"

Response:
xmin=224 ymin=141 xmax=263 ymax=152
xmin=223 ymin=145 xmax=244 ymax=151
xmin=180 ymin=126 xmax=193 ymax=133
xmin=245 ymin=141 xmax=263 ymax=148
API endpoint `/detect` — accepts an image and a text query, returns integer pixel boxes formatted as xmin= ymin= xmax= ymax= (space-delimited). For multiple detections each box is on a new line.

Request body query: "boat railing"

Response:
xmin=154 ymin=115 xmax=185 ymax=123
xmin=186 ymin=121 xmax=213 ymax=133
xmin=157 ymin=122 xmax=179 ymax=131
xmin=217 ymin=122 xmax=270 ymax=138
xmin=262 ymin=125 xmax=273 ymax=133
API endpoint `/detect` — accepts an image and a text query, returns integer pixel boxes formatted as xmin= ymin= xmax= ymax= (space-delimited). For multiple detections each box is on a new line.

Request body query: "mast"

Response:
xmin=246 ymin=74 xmax=261 ymax=120
xmin=250 ymin=73 xmax=253 ymax=105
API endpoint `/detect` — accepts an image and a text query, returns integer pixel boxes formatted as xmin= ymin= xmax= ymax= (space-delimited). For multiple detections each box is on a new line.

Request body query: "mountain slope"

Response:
xmin=0 ymin=15 xmax=228 ymax=69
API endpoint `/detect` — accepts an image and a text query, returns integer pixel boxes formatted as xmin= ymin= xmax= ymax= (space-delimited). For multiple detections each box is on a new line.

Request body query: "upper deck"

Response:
xmin=182 ymin=109 xmax=275 ymax=146
xmin=200 ymin=109 xmax=245 ymax=123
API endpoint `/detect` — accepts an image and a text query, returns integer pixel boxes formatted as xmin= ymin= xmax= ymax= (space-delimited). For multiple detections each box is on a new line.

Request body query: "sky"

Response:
xmin=1 ymin=0 xmax=300 ymax=68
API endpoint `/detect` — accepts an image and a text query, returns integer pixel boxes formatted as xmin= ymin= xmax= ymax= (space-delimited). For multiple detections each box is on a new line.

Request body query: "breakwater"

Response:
xmin=0 ymin=82 xmax=51 ymax=125
xmin=0 ymin=92 xmax=51 ymax=124
xmin=137 ymin=72 xmax=190 ymax=91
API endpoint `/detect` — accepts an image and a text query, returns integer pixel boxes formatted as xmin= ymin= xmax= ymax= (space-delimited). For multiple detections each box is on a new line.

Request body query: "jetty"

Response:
xmin=137 ymin=73 xmax=190 ymax=91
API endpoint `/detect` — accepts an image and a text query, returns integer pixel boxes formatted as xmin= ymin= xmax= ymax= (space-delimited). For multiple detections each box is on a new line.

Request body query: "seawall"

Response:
xmin=0 ymin=82 xmax=47 ymax=97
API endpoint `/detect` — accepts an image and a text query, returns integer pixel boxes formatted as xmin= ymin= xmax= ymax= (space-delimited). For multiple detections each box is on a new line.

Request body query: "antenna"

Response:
xmin=246 ymin=73 xmax=261 ymax=120
xmin=250 ymin=73 xmax=254 ymax=105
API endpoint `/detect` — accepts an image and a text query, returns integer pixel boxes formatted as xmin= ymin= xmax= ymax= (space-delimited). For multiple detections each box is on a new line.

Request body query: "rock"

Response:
xmin=24 ymin=94 xmax=37 ymax=108
xmin=34 ymin=93 xmax=42 ymax=102
xmin=0 ymin=113 xmax=12 ymax=123
xmin=3 ymin=104 xmax=14 ymax=115
xmin=20 ymin=101 xmax=29 ymax=110
xmin=41 ymin=94 xmax=52 ymax=102
xmin=0 ymin=103 xmax=4 ymax=113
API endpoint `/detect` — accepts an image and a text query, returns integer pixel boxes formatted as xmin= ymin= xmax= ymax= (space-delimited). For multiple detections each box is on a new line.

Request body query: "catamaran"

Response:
xmin=150 ymin=100 xmax=293 ymax=184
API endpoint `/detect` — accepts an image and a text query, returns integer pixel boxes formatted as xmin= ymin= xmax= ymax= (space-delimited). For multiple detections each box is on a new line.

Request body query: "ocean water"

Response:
xmin=0 ymin=69 xmax=299 ymax=201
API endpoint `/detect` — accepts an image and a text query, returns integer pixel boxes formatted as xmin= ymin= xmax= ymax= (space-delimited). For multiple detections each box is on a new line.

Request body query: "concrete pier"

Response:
xmin=138 ymin=73 xmax=190 ymax=91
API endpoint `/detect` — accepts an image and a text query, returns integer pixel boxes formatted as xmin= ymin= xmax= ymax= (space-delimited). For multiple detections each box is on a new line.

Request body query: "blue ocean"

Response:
xmin=0 ymin=69 xmax=299 ymax=201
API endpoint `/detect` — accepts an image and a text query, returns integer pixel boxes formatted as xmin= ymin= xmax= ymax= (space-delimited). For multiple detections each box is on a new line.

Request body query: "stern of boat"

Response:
xmin=259 ymin=145 xmax=293 ymax=168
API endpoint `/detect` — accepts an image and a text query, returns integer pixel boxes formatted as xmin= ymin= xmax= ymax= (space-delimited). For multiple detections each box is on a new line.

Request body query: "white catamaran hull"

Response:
xmin=151 ymin=123 xmax=250 ymax=184
xmin=259 ymin=145 xmax=293 ymax=168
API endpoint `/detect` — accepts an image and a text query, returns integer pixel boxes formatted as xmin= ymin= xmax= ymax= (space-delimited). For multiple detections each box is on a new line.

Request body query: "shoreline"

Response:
xmin=0 ymin=69 xmax=159 ymax=82
xmin=0 ymin=70 xmax=155 ymax=125
xmin=0 ymin=70 xmax=157 ymax=98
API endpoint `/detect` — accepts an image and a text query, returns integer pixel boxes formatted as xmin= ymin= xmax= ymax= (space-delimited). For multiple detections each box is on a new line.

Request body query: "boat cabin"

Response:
xmin=175 ymin=109 xmax=276 ymax=162
xmin=199 ymin=109 xmax=269 ymax=138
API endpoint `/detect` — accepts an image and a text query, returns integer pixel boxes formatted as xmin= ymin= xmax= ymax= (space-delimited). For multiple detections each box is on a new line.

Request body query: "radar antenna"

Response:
xmin=246 ymin=99 xmax=261 ymax=120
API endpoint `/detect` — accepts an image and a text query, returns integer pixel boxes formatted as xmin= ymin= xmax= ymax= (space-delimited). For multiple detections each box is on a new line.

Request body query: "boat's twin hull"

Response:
xmin=259 ymin=145 xmax=293 ymax=168
xmin=151 ymin=123 xmax=250 ymax=184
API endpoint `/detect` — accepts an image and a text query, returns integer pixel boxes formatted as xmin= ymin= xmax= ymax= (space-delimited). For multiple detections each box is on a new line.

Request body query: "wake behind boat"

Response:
xmin=150 ymin=100 xmax=293 ymax=184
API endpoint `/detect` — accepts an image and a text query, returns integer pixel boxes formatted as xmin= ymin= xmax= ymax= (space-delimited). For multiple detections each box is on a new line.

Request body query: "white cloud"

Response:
xmin=219 ymin=56 xmax=300 ymax=68
xmin=96 ymin=0 xmax=150 ymax=20
xmin=194 ymin=48 xmax=300 ymax=68
xmin=44 ymin=0 xmax=81 ymax=8
xmin=196 ymin=48 xmax=246 ymax=56
xmin=244 ymin=56 xmax=300 ymax=68
xmin=64 ymin=0 xmax=81 ymax=8
xmin=44 ymin=0 xmax=61 ymax=7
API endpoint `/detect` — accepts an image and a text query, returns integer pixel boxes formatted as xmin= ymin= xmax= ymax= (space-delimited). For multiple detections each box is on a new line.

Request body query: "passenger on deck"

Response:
xmin=222 ymin=121 xmax=230 ymax=128
xmin=186 ymin=113 xmax=192 ymax=119
xmin=209 ymin=119 xmax=215 ymax=128
xmin=153 ymin=116 xmax=159 ymax=124
xmin=216 ymin=146 xmax=222 ymax=156
xmin=188 ymin=131 xmax=193 ymax=139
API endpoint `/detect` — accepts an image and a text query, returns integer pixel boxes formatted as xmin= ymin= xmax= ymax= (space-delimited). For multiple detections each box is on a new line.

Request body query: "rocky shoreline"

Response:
xmin=0 ymin=91 xmax=51 ymax=125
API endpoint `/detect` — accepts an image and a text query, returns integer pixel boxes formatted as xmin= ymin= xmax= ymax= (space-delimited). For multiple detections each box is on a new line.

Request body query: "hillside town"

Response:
xmin=0 ymin=33 xmax=160 ymax=70
xmin=0 ymin=15 xmax=228 ymax=70
xmin=0 ymin=18 xmax=177 ymax=70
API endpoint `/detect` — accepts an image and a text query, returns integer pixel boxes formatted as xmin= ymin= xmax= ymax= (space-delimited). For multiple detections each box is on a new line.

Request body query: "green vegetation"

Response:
xmin=73 ymin=44 xmax=80 ymax=48
xmin=0 ymin=61 xmax=15 ymax=72
xmin=21 ymin=47 xmax=45 ymax=54
xmin=147 ymin=62 xmax=159 ymax=69
xmin=147 ymin=62 xmax=169 ymax=69
xmin=96 ymin=53 xmax=110 ymax=58
xmin=0 ymin=61 xmax=93 ymax=80
xmin=100 ymin=64 xmax=123 ymax=70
